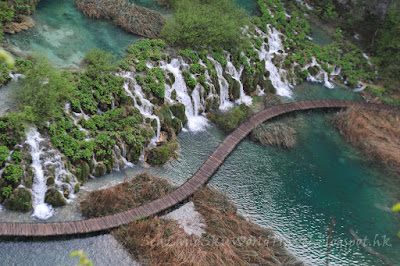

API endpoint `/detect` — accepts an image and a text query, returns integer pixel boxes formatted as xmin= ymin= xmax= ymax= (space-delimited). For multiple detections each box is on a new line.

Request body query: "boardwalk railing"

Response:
xmin=0 ymin=100 xmax=399 ymax=236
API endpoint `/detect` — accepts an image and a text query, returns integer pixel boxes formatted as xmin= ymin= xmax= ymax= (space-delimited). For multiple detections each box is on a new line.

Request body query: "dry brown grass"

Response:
xmin=112 ymin=187 xmax=302 ymax=265
xmin=79 ymin=174 xmax=302 ymax=265
xmin=334 ymin=107 xmax=400 ymax=173
xmin=251 ymin=122 xmax=297 ymax=148
xmin=79 ymin=173 xmax=174 ymax=218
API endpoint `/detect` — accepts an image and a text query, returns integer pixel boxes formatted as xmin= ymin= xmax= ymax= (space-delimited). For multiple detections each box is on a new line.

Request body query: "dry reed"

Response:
xmin=334 ymin=107 xmax=400 ymax=173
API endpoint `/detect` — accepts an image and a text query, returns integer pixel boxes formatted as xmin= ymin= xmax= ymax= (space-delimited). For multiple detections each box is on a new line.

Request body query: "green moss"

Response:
xmin=4 ymin=187 xmax=32 ymax=212
xmin=94 ymin=162 xmax=107 ymax=177
xmin=0 ymin=145 xmax=9 ymax=167
xmin=207 ymin=104 xmax=252 ymax=132
xmin=157 ymin=105 xmax=173 ymax=129
xmin=170 ymin=103 xmax=187 ymax=125
xmin=45 ymin=188 xmax=67 ymax=207
xmin=146 ymin=141 xmax=178 ymax=165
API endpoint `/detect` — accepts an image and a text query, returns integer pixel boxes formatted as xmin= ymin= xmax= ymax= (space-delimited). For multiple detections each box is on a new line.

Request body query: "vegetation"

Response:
xmin=70 ymin=250 xmax=94 ymax=266
xmin=334 ymin=108 xmax=400 ymax=173
xmin=79 ymin=173 xmax=174 ymax=217
xmin=207 ymin=104 xmax=252 ymax=132
xmin=372 ymin=7 xmax=400 ymax=86
xmin=14 ymin=57 xmax=73 ymax=123
xmin=162 ymin=0 xmax=248 ymax=49
xmin=251 ymin=122 xmax=296 ymax=148
xmin=79 ymin=174 xmax=299 ymax=265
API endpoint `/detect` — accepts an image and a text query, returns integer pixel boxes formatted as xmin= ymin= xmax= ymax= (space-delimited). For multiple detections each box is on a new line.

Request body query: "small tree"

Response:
xmin=161 ymin=0 xmax=248 ymax=49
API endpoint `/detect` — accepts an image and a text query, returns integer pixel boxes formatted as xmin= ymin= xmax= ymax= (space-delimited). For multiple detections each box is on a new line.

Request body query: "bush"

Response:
xmin=0 ymin=145 xmax=9 ymax=167
xmin=84 ymin=48 xmax=117 ymax=75
xmin=207 ymin=104 xmax=252 ymax=132
xmin=161 ymin=0 xmax=248 ymax=49
xmin=14 ymin=57 xmax=73 ymax=123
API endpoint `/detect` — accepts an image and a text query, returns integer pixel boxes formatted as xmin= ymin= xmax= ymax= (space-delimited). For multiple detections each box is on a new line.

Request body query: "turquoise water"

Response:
xmin=0 ymin=83 xmax=398 ymax=265
xmin=309 ymin=21 xmax=333 ymax=47
xmin=6 ymin=0 xmax=140 ymax=67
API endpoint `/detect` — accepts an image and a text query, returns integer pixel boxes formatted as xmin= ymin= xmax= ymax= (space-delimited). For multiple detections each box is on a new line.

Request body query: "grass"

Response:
xmin=79 ymin=173 xmax=302 ymax=265
xmin=79 ymin=173 xmax=174 ymax=218
xmin=334 ymin=107 xmax=400 ymax=173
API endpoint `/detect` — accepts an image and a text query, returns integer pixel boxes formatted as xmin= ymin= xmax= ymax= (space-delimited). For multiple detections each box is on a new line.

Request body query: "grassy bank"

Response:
xmin=79 ymin=173 xmax=302 ymax=265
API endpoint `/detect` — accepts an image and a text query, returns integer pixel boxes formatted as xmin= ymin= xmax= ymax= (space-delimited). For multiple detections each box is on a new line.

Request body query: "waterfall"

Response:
xmin=161 ymin=59 xmax=208 ymax=132
xmin=225 ymin=56 xmax=252 ymax=105
xmin=118 ymin=72 xmax=161 ymax=143
xmin=207 ymin=57 xmax=233 ymax=110
xmin=26 ymin=128 xmax=54 ymax=220
xmin=257 ymin=27 xmax=292 ymax=98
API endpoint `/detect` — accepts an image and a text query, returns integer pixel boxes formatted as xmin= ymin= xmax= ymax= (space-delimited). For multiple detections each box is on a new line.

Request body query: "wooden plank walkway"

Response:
xmin=0 ymin=100 xmax=399 ymax=237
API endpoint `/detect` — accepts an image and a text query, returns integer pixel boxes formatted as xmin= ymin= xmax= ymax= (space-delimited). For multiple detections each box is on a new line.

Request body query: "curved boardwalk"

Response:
xmin=0 ymin=100 xmax=399 ymax=237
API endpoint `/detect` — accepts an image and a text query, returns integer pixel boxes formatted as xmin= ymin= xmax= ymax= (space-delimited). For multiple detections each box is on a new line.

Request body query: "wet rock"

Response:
xmin=205 ymin=95 xmax=220 ymax=112
xmin=23 ymin=167 xmax=34 ymax=189
xmin=171 ymin=89 xmax=177 ymax=100
xmin=4 ymin=188 xmax=32 ymax=212
xmin=94 ymin=162 xmax=107 ymax=177
xmin=172 ymin=118 xmax=183 ymax=133
xmin=46 ymin=176 xmax=55 ymax=186
xmin=170 ymin=103 xmax=187 ymax=125
xmin=45 ymin=188 xmax=67 ymax=207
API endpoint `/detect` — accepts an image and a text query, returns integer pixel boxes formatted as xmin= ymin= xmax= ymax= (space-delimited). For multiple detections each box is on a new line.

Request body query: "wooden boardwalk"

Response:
xmin=0 ymin=100 xmax=399 ymax=237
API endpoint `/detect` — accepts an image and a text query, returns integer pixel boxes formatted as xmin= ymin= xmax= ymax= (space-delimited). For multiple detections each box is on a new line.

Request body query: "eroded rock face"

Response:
xmin=76 ymin=0 xmax=165 ymax=39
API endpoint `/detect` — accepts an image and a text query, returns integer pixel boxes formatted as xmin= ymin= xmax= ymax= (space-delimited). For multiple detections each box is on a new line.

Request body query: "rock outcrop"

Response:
xmin=76 ymin=0 xmax=166 ymax=39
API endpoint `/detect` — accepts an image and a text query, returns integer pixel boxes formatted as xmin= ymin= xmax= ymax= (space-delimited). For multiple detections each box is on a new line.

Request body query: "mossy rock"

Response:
xmin=23 ymin=167 xmax=34 ymax=189
xmin=171 ymin=89 xmax=177 ymax=100
xmin=76 ymin=161 xmax=90 ymax=182
xmin=4 ymin=188 xmax=32 ymax=212
xmin=94 ymin=163 xmax=107 ymax=177
xmin=230 ymin=78 xmax=241 ymax=100
xmin=172 ymin=118 xmax=183 ymax=133
xmin=146 ymin=141 xmax=178 ymax=165
xmin=46 ymin=176 xmax=55 ymax=186
xmin=261 ymin=79 xmax=276 ymax=94
xmin=170 ymin=103 xmax=187 ymax=125
xmin=44 ymin=188 xmax=66 ymax=207
xmin=157 ymin=105 xmax=173 ymax=129
xmin=205 ymin=95 xmax=220 ymax=112
xmin=167 ymin=72 xmax=175 ymax=85
xmin=126 ymin=147 xmax=140 ymax=163
xmin=308 ymin=66 xmax=319 ymax=76
xmin=74 ymin=183 xmax=80 ymax=193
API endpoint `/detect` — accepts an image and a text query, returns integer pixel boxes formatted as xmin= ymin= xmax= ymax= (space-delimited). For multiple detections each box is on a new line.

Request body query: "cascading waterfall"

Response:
xmin=256 ymin=27 xmax=292 ymax=97
xmin=118 ymin=72 xmax=161 ymax=144
xmin=207 ymin=57 xmax=233 ymax=110
xmin=26 ymin=127 xmax=54 ymax=220
xmin=225 ymin=56 xmax=252 ymax=105
xmin=161 ymin=59 xmax=208 ymax=132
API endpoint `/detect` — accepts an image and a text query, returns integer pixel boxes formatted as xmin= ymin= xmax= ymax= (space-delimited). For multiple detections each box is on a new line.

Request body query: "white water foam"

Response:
xmin=161 ymin=59 xmax=209 ymax=132
xmin=26 ymin=127 xmax=54 ymax=220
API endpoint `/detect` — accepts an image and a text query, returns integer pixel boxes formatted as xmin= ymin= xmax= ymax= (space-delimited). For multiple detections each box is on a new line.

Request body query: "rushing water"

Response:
xmin=1 ymin=0 xmax=399 ymax=264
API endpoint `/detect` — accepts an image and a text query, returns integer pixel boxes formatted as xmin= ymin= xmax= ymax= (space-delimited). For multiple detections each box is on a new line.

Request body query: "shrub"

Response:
xmin=0 ymin=145 xmax=9 ymax=167
xmin=14 ymin=57 xmax=73 ymax=123
xmin=162 ymin=0 xmax=248 ymax=49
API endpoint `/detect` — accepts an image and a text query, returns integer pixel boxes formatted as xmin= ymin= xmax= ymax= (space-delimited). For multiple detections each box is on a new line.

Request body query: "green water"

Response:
xmin=0 ymin=83 xmax=398 ymax=265
xmin=6 ymin=0 xmax=140 ymax=67
xmin=309 ymin=21 xmax=333 ymax=47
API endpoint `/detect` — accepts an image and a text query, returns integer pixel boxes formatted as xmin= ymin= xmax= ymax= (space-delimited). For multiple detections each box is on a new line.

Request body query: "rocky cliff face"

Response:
xmin=76 ymin=0 xmax=165 ymax=39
